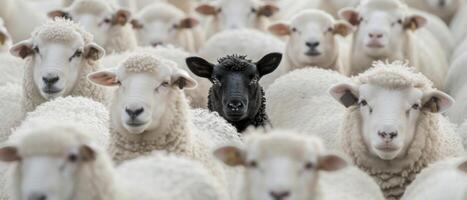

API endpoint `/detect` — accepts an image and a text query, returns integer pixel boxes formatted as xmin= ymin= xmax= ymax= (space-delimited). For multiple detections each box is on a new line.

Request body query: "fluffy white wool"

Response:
xmin=0 ymin=54 xmax=23 ymax=87
xmin=0 ymin=83 xmax=22 ymax=143
xmin=0 ymin=0 xmax=46 ymax=42
xmin=446 ymin=53 xmax=467 ymax=124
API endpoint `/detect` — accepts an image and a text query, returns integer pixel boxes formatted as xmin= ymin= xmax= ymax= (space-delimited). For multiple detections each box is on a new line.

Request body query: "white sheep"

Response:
xmin=130 ymin=2 xmax=204 ymax=53
xmin=0 ymin=122 xmax=227 ymax=200
xmin=267 ymin=61 xmax=464 ymax=199
xmin=198 ymin=29 xmax=285 ymax=89
xmin=195 ymin=0 xmax=279 ymax=38
xmin=445 ymin=52 xmax=467 ymax=124
xmin=319 ymin=0 xmax=359 ymax=18
xmin=88 ymin=53 xmax=241 ymax=190
xmin=214 ymin=130 xmax=385 ymax=200
xmin=0 ymin=18 xmax=24 ymax=87
xmin=450 ymin=3 xmax=467 ymax=44
xmin=101 ymin=46 xmax=211 ymax=108
xmin=401 ymin=157 xmax=467 ymax=200
xmin=268 ymin=9 xmax=353 ymax=72
xmin=340 ymin=0 xmax=448 ymax=89
xmin=404 ymin=0 xmax=463 ymax=24
xmin=48 ymin=0 xmax=138 ymax=54
xmin=0 ymin=83 xmax=22 ymax=143
xmin=0 ymin=0 xmax=47 ymax=42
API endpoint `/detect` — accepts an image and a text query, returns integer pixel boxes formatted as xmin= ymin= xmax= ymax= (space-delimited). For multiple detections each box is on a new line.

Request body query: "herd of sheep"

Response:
xmin=1 ymin=0 xmax=467 ymax=199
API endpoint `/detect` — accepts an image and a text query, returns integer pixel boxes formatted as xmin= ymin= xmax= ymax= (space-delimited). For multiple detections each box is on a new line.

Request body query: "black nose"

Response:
xmin=227 ymin=100 xmax=244 ymax=112
xmin=28 ymin=193 xmax=47 ymax=200
xmin=270 ymin=191 xmax=290 ymax=200
xmin=42 ymin=76 xmax=59 ymax=86
xmin=378 ymin=131 xmax=398 ymax=141
xmin=152 ymin=42 xmax=163 ymax=47
xmin=306 ymin=41 xmax=320 ymax=48
xmin=439 ymin=0 xmax=446 ymax=7
xmin=125 ymin=107 xmax=144 ymax=119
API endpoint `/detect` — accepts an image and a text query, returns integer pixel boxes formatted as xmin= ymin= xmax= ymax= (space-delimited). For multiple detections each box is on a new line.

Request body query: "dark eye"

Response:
xmin=304 ymin=162 xmax=313 ymax=170
xmin=217 ymin=8 xmax=222 ymax=13
xmin=397 ymin=19 xmax=403 ymax=24
xmin=292 ymin=27 xmax=297 ymax=32
xmin=69 ymin=49 xmax=83 ymax=62
xmin=251 ymin=7 xmax=257 ymax=13
xmin=248 ymin=160 xmax=257 ymax=168
xmin=327 ymin=27 xmax=333 ymax=32
xmin=412 ymin=104 xmax=420 ymax=110
xmin=359 ymin=100 xmax=368 ymax=106
xmin=161 ymin=81 xmax=169 ymax=87
xmin=104 ymin=18 xmax=111 ymax=23
xmin=68 ymin=153 xmax=78 ymax=162
xmin=33 ymin=46 xmax=40 ymax=53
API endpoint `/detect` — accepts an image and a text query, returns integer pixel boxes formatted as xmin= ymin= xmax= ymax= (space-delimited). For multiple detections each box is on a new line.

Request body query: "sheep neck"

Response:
xmin=110 ymin=91 xmax=191 ymax=161
xmin=342 ymin=108 xmax=441 ymax=200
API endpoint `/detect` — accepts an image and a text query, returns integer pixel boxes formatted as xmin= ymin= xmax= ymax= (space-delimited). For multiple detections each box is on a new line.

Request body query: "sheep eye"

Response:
xmin=291 ymin=27 xmax=297 ymax=32
xmin=251 ymin=7 xmax=257 ymax=13
xmin=359 ymin=100 xmax=368 ymax=106
xmin=33 ymin=46 xmax=40 ymax=53
xmin=103 ymin=18 xmax=111 ymax=23
xmin=68 ymin=153 xmax=78 ymax=162
xmin=397 ymin=19 xmax=403 ymax=24
xmin=327 ymin=27 xmax=333 ymax=32
xmin=412 ymin=104 xmax=420 ymax=110
xmin=173 ymin=24 xmax=179 ymax=29
xmin=217 ymin=8 xmax=222 ymax=13
xmin=161 ymin=81 xmax=169 ymax=87
xmin=304 ymin=162 xmax=313 ymax=170
xmin=248 ymin=160 xmax=258 ymax=168
xmin=69 ymin=50 xmax=83 ymax=62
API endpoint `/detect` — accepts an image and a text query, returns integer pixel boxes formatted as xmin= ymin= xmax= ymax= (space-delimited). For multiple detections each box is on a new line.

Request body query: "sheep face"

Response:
xmin=48 ymin=0 xmax=132 ymax=48
xmin=214 ymin=133 xmax=347 ymax=200
xmin=10 ymin=37 xmax=104 ymax=100
xmin=88 ymin=55 xmax=196 ymax=134
xmin=340 ymin=0 xmax=427 ymax=59
xmin=269 ymin=10 xmax=352 ymax=67
xmin=196 ymin=0 xmax=279 ymax=31
xmin=330 ymin=82 xmax=454 ymax=160
xmin=186 ymin=53 xmax=281 ymax=123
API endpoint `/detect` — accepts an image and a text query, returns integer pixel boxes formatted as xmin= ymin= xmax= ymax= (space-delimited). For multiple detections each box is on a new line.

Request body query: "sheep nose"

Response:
xmin=306 ymin=41 xmax=320 ymax=48
xmin=42 ymin=76 xmax=59 ymax=86
xmin=378 ymin=131 xmax=398 ymax=142
xmin=270 ymin=190 xmax=290 ymax=200
xmin=368 ymin=33 xmax=384 ymax=39
xmin=152 ymin=42 xmax=163 ymax=47
xmin=28 ymin=193 xmax=47 ymax=200
xmin=125 ymin=107 xmax=144 ymax=119
xmin=439 ymin=0 xmax=446 ymax=7
xmin=227 ymin=100 xmax=244 ymax=112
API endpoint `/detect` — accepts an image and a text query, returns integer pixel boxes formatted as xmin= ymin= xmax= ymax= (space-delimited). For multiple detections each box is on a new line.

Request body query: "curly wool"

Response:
xmin=341 ymin=62 xmax=464 ymax=200
xmin=33 ymin=18 xmax=93 ymax=45
xmin=121 ymin=53 xmax=176 ymax=73
xmin=217 ymin=55 xmax=253 ymax=71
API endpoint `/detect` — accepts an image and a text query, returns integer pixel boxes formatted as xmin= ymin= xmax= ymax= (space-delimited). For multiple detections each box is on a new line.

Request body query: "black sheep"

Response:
xmin=186 ymin=53 xmax=282 ymax=132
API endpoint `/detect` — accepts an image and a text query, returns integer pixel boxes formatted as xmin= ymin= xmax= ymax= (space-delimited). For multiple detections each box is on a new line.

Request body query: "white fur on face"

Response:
xmin=69 ymin=11 xmax=113 ymax=46
xmin=358 ymin=84 xmax=423 ymax=160
xmin=288 ymin=12 xmax=338 ymax=66
xmin=32 ymin=39 xmax=85 ymax=100
xmin=355 ymin=8 xmax=406 ymax=58
xmin=135 ymin=20 xmax=180 ymax=47
xmin=20 ymin=156 xmax=78 ymax=200
xmin=113 ymin=67 xmax=172 ymax=134
xmin=217 ymin=0 xmax=259 ymax=30
xmin=245 ymin=143 xmax=318 ymax=200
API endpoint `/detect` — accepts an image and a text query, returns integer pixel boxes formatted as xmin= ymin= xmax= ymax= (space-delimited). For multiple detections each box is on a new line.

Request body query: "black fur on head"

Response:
xmin=186 ymin=52 xmax=282 ymax=132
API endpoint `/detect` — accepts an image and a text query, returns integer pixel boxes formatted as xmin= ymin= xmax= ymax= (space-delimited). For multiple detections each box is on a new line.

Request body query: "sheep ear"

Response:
xmin=318 ymin=154 xmax=347 ymax=171
xmin=458 ymin=160 xmax=467 ymax=172
xmin=404 ymin=15 xmax=427 ymax=31
xmin=328 ymin=83 xmax=359 ymax=108
xmin=48 ymin=10 xmax=72 ymax=20
xmin=422 ymin=90 xmax=454 ymax=113
xmin=196 ymin=4 xmax=219 ymax=16
xmin=214 ymin=145 xmax=246 ymax=167
xmin=257 ymin=3 xmax=279 ymax=17
xmin=130 ymin=19 xmax=144 ymax=29
xmin=112 ymin=9 xmax=131 ymax=26
xmin=333 ymin=20 xmax=354 ymax=37
xmin=171 ymin=68 xmax=198 ymax=90
xmin=256 ymin=52 xmax=282 ymax=77
xmin=79 ymin=145 xmax=96 ymax=162
xmin=185 ymin=57 xmax=214 ymax=79
xmin=0 ymin=146 xmax=21 ymax=162
xmin=0 ymin=32 xmax=7 ymax=45
xmin=10 ymin=40 xmax=34 ymax=59
xmin=268 ymin=22 xmax=291 ymax=36
xmin=84 ymin=43 xmax=105 ymax=61
xmin=88 ymin=69 xmax=119 ymax=87
xmin=339 ymin=8 xmax=360 ymax=26
xmin=178 ymin=17 xmax=199 ymax=29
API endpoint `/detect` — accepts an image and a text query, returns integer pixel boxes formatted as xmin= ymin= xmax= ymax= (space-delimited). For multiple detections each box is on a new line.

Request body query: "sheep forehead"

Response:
xmin=359 ymin=0 xmax=407 ymax=14
xmin=139 ymin=3 xmax=184 ymax=23
xmin=14 ymin=122 xmax=91 ymax=158
xmin=220 ymin=0 xmax=256 ymax=6
xmin=245 ymin=133 xmax=313 ymax=162
xmin=120 ymin=53 xmax=176 ymax=75
xmin=70 ymin=0 xmax=114 ymax=15
xmin=33 ymin=18 xmax=93 ymax=45
xmin=291 ymin=10 xmax=334 ymax=28
xmin=217 ymin=55 xmax=254 ymax=72
xmin=355 ymin=61 xmax=432 ymax=91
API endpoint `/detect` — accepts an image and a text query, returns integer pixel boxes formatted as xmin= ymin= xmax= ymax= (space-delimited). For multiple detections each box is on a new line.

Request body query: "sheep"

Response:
xmin=263 ymin=0 xmax=320 ymax=21
xmin=0 ymin=122 xmax=227 ymax=200
xmin=268 ymin=9 xmax=353 ymax=72
xmin=450 ymin=3 xmax=467 ymax=44
xmin=195 ymin=0 xmax=280 ymax=38
xmin=340 ymin=0 xmax=448 ymax=89
xmin=101 ymin=46 xmax=211 ymax=108
xmin=404 ymin=0 xmax=463 ymax=24
xmin=0 ymin=83 xmax=22 ymax=143
xmin=0 ymin=18 xmax=24 ymax=87
xmin=48 ymin=0 xmax=138 ymax=54
xmin=88 ymin=53 xmax=241 ymax=190
xmin=401 ymin=157 xmax=467 ymax=200
xmin=0 ymin=0 xmax=47 ymax=42
xmin=186 ymin=53 xmax=282 ymax=133
xmin=197 ymin=29 xmax=285 ymax=89
xmin=445 ymin=52 xmax=467 ymax=124
xmin=214 ymin=130 xmax=385 ymax=200
xmin=130 ymin=2 xmax=204 ymax=53
xmin=8 ymin=18 xmax=108 ymax=114
xmin=267 ymin=61 xmax=464 ymax=199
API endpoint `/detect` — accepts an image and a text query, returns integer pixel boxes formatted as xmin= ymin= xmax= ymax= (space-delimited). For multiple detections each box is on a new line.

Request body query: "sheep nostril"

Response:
xmin=125 ymin=107 xmax=144 ymax=119
xmin=270 ymin=190 xmax=291 ymax=200
xmin=28 ymin=193 xmax=47 ymax=200
xmin=42 ymin=76 xmax=60 ymax=86
xmin=306 ymin=41 xmax=320 ymax=48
